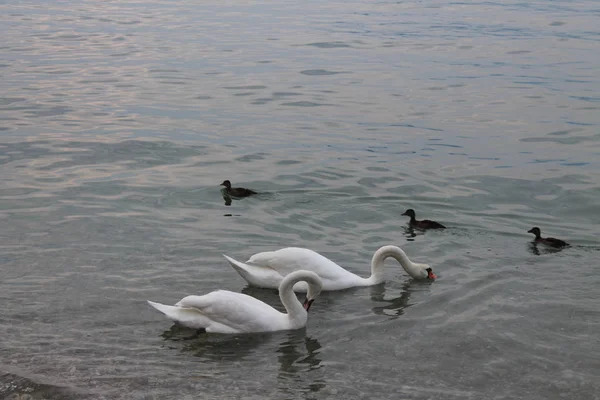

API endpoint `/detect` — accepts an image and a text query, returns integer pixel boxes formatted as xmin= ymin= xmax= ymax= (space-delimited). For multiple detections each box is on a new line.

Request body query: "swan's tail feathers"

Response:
xmin=222 ymin=254 xmax=260 ymax=285
xmin=223 ymin=254 xmax=250 ymax=275
xmin=147 ymin=300 xmax=178 ymax=317
xmin=147 ymin=300 xmax=208 ymax=330
xmin=222 ymin=254 xmax=282 ymax=289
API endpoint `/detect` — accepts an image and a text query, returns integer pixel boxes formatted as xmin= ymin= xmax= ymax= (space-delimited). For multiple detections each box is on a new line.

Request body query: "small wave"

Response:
xmin=0 ymin=366 xmax=101 ymax=400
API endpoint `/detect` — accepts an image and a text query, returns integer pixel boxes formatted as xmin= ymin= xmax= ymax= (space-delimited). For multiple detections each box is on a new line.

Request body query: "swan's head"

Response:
xmin=528 ymin=227 xmax=541 ymax=236
xmin=401 ymin=209 xmax=416 ymax=218
xmin=220 ymin=180 xmax=232 ymax=188
xmin=412 ymin=262 xmax=437 ymax=280
xmin=303 ymin=285 xmax=322 ymax=311
xmin=300 ymin=272 xmax=323 ymax=311
xmin=425 ymin=267 xmax=437 ymax=280
xmin=303 ymin=298 xmax=314 ymax=311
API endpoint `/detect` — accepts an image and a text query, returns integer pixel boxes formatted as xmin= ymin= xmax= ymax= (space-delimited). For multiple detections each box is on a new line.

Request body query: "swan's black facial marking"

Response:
xmin=303 ymin=298 xmax=315 ymax=311
xmin=426 ymin=267 xmax=437 ymax=280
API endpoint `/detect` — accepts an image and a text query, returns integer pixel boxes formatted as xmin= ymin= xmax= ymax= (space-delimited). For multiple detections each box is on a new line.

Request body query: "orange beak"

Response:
xmin=428 ymin=270 xmax=437 ymax=279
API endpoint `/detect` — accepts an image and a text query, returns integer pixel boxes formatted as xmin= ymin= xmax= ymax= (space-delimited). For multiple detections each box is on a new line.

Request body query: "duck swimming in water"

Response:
xmin=527 ymin=227 xmax=569 ymax=248
xmin=401 ymin=209 xmax=446 ymax=229
xmin=220 ymin=180 xmax=257 ymax=198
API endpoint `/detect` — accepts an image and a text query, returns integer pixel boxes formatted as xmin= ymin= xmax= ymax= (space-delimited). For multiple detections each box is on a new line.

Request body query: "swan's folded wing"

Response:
xmin=246 ymin=251 xmax=287 ymax=270
xmin=249 ymin=247 xmax=351 ymax=282
xmin=176 ymin=290 xmax=283 ymax=332
xmin=223 ymin=254 xmax=285 ymax=288
xmin=248 ymin=248 xmax=320 ymax=274
xmin=148 ymin=300 xmax=212 ymax=330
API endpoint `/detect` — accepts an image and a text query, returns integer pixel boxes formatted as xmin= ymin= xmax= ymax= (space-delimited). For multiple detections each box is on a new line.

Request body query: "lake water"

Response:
xmin=1 ymin=0 xmax=599 ymax=399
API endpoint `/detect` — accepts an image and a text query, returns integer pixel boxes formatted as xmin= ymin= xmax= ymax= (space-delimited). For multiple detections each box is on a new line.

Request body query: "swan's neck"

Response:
xmin=279 ymin=273 xmax=309 ymax=329
xmin=368 ymin=245 xmax=421 ymax=282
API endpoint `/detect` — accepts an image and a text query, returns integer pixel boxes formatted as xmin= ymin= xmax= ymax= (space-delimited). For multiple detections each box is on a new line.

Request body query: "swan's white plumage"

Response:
xmin=147 ymin=270 xmax=322 ymax=333
xmin=224 ymin=249 xmax=360 ymax=291
xmin=223 ymin=245 xmax=434 ymax=292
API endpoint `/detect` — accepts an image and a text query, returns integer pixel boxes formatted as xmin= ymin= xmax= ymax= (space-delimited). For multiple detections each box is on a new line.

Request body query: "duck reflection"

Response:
xmin=222 ymin=192 xmax=232 ymax=206
xmin=221 ymin=185 xmax=272 ymax=207
xmin=528 ymin=242 xmax=564 ymax=256
xmin=402 ymin=225 xmax=417 ymax=241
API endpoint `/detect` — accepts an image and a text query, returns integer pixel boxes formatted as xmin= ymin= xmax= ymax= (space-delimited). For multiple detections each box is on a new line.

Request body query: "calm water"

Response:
xmin=1 ymin=0 xmax=599 ymax=399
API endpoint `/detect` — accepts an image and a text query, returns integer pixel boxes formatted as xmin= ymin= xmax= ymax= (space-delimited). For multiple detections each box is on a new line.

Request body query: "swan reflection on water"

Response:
xmin=159 ymin=325 xmax=325 ymax=395
xmin=241 ymin=284 xmax=349 ymax=315
xmin=369 ymin=281 xmax=413 ymax=317
xmin=369 ymin=278 xmax=435 ymax=317
xmin=275 ymin=330 xmax=326 ymax=397
xmin=160 ymin=325 xmax=275 ymax=361
xmin=242 ymin=282 xmax=385 ymax=321
xmin=161 ymin=326 xmax=318 ymax=358
xmin=238 ymin=276 xmax=431 ymax=319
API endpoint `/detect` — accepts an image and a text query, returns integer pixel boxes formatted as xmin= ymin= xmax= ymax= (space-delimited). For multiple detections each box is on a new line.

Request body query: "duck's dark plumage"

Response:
xmin=527 ymin=227 xmax=569 ymax=248
xmin=401 ymin=209 xmax=446 ymax=229
xmin=220 ymin=180 xmax=257 ymax=198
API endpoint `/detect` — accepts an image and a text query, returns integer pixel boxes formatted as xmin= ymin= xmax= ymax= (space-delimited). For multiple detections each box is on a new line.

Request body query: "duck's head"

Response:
xmin=220 ymin=180 xmax=232 ymax=189
xmin=527 ymin=227 xmax=541 ymax=236
xmin=401 ymin=209 xmax=416 ymax=218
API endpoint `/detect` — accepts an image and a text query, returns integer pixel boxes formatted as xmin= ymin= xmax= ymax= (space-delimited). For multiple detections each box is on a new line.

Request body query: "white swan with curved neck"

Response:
xmin=223 ymin=245 xmax=436 ymax=292
xmin=147 ymin=270 xmax=322 ymax=333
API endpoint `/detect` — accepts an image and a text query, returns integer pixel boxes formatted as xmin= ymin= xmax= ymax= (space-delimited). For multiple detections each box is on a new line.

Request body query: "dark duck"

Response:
xmin=220 ymin=180 xmax=257 ymax=198
xmin=527 ymin=227 xmax=569 ymax=248
xmin=401 ymin=209 xmax=446 ymax=229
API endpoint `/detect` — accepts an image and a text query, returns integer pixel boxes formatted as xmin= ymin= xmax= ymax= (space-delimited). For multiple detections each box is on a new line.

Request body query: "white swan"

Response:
xmin=147 ymin=270 xmax=323 ymax=333
xmin=223 ymin=245 xmax=436 ymax=292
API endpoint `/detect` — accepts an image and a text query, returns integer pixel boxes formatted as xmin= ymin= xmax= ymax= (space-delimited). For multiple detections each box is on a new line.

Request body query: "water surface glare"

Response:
xmin=1 ymin=0 xmax=599 ymax=399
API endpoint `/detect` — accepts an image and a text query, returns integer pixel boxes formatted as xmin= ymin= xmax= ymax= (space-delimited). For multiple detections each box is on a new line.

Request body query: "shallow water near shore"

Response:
xmin=1 ymin=0 xmax=599 ymax=399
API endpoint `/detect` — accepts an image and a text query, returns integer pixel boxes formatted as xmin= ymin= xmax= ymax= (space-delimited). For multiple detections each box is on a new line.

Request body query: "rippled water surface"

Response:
xmin=1 ymin=0 xmax=599 ymax=399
